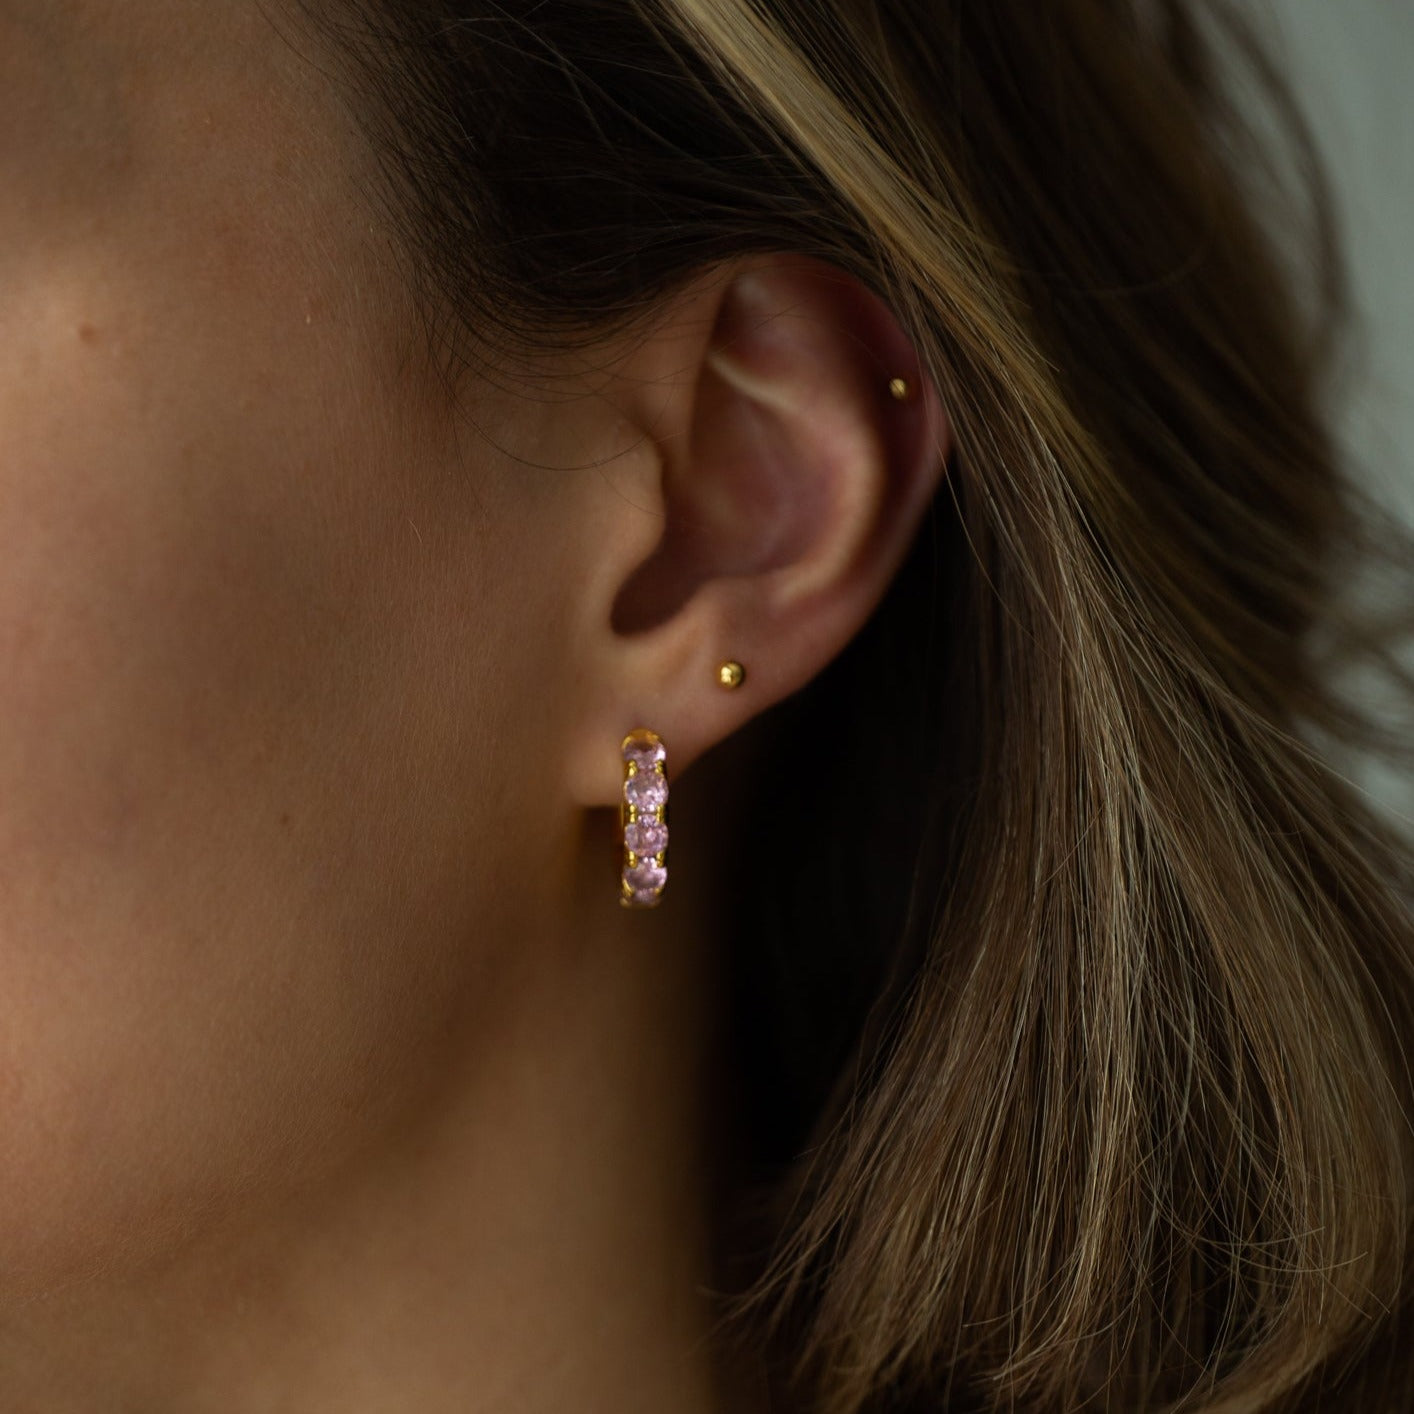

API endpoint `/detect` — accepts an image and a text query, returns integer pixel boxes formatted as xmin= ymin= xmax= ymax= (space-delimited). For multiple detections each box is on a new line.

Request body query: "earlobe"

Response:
xmin=565 ymin=254 xmax=949 ymax=807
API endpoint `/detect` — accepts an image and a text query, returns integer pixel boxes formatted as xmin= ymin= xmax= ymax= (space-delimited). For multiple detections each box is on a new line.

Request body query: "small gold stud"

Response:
xmin=716 ymin=660 xmax=746 ymax=690
xmin=888 ymin=376 xmax=912 ymax=402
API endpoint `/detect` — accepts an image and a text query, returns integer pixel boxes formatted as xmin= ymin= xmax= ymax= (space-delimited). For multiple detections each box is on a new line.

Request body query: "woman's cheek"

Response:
xmin=0 ymin=270 xmax=398 ymax=1304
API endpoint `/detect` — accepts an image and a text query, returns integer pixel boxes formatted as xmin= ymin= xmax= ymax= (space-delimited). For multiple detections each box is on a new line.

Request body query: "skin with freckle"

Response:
xmin=0 ymin=0 xmax=593 ymax=1302
xmin=5 ymin=1 xmax=1410 ymax=1411
xmin=0 ymin=14 xmax=882 ymax=1409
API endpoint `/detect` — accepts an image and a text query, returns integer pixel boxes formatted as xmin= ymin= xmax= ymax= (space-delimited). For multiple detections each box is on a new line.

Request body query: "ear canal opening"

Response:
xmin=608 ymin=527 xmax=706 ymax=637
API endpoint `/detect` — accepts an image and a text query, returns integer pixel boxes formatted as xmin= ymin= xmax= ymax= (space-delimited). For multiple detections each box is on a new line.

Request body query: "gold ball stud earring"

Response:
xmin=717 ymin=660 xmax=746 ymax=690
xmin=888 ymin=376 xmax=913 ymax=402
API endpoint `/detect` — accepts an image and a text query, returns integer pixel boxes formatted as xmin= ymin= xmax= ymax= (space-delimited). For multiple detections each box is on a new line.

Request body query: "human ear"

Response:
xmin=560 ymin=253 xmax=950 ymax=808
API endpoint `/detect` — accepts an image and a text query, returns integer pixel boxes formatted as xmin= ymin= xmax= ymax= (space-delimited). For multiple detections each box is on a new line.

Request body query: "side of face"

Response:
xmin=0 ymin=0 xmax=954 ymax=1307
xmin=0 ymin=0 xmax=579 ymax=1298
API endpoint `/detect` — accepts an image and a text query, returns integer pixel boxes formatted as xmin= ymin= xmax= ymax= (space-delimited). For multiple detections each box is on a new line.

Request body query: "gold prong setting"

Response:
xmin=620 ymin=728 xmax=669 ymax=907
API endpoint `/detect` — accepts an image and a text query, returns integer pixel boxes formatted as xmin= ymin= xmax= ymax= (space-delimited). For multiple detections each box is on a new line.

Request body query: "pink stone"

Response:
xmin=625 ymin=820 xmax=668 ymax=857
xmin=623 ymin=737 xmax=666 ymax=772
xmin=625 ymin=858 xmax=667 ymax=894
xmin=628 ymin=886 xmax=662 ymax=907
xmin=624 ymin=768 xmax=668 ymax=811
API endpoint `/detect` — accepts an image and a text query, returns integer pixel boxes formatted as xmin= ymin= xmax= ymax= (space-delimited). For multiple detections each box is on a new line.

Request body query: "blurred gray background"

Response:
xmin=1255 ymin=1 xmax=1413 ymax=829
xmin=1263 ymin=1 xmax=1414 ymax=523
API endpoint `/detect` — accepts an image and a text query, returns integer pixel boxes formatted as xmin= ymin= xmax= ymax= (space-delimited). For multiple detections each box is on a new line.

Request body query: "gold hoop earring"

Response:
xmin=617 ymin=667 xmax=742 ymax=906
xmin=619 ymin=728 xmax=668 ymax=908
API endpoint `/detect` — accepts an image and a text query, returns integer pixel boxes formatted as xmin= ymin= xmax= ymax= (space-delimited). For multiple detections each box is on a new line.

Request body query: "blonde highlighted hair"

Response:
xmin=306 ymin=0 xmax=1414 ymax=1407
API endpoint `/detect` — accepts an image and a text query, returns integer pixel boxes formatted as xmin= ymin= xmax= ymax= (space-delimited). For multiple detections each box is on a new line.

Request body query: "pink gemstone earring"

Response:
xmin=618 ymin=662 xmax=746 ymax=907
xmin=620 ymin=728 xmax=669 ymax=908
